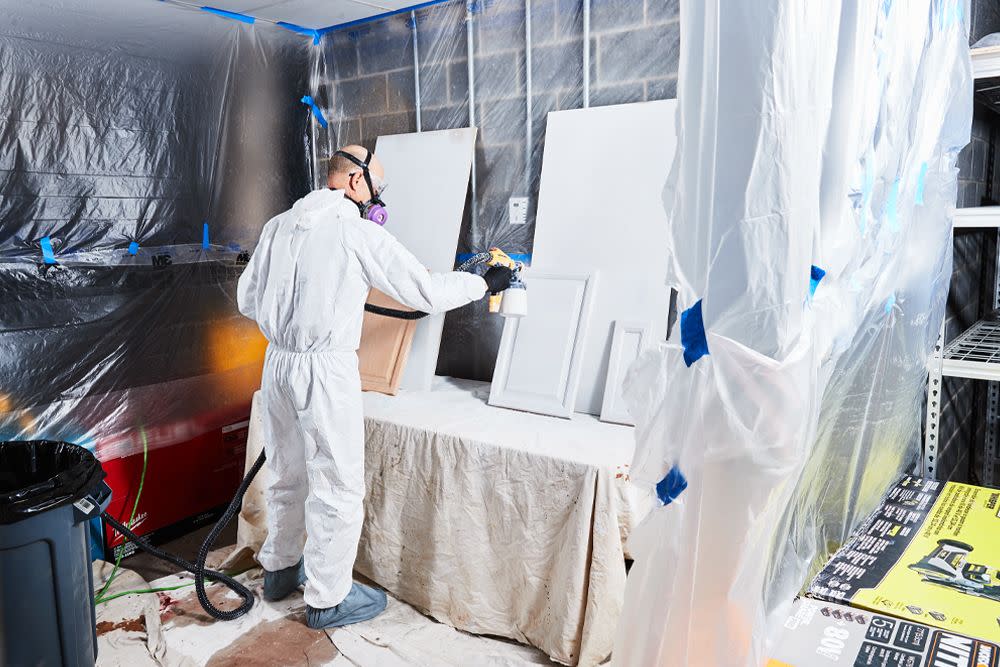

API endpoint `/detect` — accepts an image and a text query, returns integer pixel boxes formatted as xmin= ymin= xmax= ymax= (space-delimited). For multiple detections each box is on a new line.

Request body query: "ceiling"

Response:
xmin=198 ymin=0 xmax=442 ymax=30
xmin=1 ymin=0 xmax=449 ymax=63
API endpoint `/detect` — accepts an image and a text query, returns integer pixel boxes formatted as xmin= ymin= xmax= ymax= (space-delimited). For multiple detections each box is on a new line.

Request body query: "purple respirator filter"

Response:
xmin=367 ymin=204 xmax=388 ymax=226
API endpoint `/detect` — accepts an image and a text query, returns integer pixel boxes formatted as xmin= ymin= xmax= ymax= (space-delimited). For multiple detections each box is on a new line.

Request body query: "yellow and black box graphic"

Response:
xmin=808 ymin=476 xmax=1000 ymax=642
xmin=768 ymin=599 xmax=999 ymax=667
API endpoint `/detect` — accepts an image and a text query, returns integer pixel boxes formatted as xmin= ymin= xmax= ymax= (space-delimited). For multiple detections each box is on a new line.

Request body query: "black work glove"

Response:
xmin=483 ymin=265 xmax=514 ymax=294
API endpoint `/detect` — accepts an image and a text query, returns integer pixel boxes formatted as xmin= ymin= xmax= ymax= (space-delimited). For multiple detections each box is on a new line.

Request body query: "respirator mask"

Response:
xmin=332 ymin=148 xmax=388 ymax=226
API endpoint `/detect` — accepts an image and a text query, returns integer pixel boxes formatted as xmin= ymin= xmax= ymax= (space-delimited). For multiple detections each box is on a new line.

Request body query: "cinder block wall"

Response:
xmin=317 ymin=0 xmax=680 ymax=381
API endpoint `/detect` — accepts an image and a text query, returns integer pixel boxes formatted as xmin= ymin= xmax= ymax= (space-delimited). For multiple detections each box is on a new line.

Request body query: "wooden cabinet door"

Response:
xmin=358 ymin=289 xmax=417 ymax=395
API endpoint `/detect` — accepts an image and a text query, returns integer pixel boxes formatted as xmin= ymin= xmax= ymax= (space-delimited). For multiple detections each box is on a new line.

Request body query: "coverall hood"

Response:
xmin=292 ymin=188 xmax=348 ymax=229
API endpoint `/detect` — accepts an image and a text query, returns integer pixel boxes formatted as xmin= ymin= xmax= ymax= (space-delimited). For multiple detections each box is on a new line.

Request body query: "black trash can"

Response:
xmin=0 ymin=440 xmax=112 ymax=667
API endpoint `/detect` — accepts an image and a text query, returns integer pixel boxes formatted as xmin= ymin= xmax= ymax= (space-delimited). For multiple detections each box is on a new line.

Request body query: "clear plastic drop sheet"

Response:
xmin=614 ymin=1 xmax=972 ymax=665
xmin=308 ymin=0 xmax=681 ymax=383
xmin=0 ymin=0 xmax=312 ymax=460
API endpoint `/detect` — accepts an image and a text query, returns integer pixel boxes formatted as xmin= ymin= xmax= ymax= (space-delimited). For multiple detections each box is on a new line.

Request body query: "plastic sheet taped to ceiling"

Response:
xmin=0 ymin=0 xmax=685 ymax=452
xmin=612 ymin=0 xmax=972 ymax=665
xmin=0 ymin=0 xmax=311 ymax=459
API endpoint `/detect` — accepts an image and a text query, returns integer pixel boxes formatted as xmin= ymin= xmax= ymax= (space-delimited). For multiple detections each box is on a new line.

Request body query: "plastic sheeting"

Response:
xmin=0 ymin=0 xmax=681 ymax=455
xmin=0 ymin=1 xmax=312 ymax=460
xmin=308 ymin=0 xmax=681 ymax=382
xmin=614 ymin=1 xmax=972 ymax=665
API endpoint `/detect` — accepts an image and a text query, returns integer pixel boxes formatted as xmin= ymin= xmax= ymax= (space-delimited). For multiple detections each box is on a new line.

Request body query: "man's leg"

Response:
xmin=299 ymin=380 xmax=366 ymax=610
xmin=256 ymin=377 xmax=308 ymax=586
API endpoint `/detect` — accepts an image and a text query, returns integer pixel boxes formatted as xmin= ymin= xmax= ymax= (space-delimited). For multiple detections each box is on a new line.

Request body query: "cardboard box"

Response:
xmin=768 ymin=598 xmax=998 ymax=667
xmin=807 ymin=476 xmax=1000 ymax=642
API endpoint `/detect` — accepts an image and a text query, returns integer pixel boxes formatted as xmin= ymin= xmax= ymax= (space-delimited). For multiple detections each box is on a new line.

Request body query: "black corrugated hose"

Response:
xmin=100 ymin=449 xmax=267 ymax=620
xmin=363 ymin=303 xmax=429 ymax=320
xmin=95 ymin=301 xmax=427 ymax=621
xmin=360 ymin=252 xmax=492 ymax=321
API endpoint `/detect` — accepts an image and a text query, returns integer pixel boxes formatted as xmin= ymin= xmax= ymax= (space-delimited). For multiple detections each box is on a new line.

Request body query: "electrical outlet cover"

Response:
xmin=508 ymin=197 xmax=529 ymax=225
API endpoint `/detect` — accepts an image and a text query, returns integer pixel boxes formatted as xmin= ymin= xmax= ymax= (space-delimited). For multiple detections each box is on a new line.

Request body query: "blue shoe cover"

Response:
xmin=263 ymin=558 xmax=306 ymax=601
xmin=306 ymin=583 xmax=388 ymax=629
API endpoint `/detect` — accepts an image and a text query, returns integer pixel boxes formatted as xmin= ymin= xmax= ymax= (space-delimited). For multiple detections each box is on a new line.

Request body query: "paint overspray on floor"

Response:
xmin=93 ymin=549 xmax=556 ymax=666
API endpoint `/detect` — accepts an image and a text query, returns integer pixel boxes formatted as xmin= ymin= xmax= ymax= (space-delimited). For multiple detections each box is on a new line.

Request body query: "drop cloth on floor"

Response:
xmin=231 ymin=378 xmax=654 ymax=666
xmin=93 ymin=554 xmax=554 ymax=667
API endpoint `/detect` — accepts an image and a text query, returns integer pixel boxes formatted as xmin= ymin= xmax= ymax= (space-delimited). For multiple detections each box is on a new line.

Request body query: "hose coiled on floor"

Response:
xmin=100 ymin=449 xmax=267 ymax=620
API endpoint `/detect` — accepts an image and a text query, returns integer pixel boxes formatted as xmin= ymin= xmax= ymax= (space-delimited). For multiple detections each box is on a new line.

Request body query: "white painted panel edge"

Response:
xmin=599 ymin=321 xmax=651 ymax=426
xmin=488 ymin=272 xmax=599 ymax=418
xmin=401 ymin=314 xmax=446 ymax=392
xmin=530 ymin=100 xmax=676 ymax=415
xmin=373 ymin=127 xmax=478 ymax=391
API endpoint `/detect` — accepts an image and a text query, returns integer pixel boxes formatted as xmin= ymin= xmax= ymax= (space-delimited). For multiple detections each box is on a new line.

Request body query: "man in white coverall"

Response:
xmin=237 ymin=145 xmax=513 ymax=629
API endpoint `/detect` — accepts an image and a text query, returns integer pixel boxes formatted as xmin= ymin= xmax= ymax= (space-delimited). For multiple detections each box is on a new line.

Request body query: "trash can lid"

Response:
xmin=0 ymin=440 xmax=106 ymax=525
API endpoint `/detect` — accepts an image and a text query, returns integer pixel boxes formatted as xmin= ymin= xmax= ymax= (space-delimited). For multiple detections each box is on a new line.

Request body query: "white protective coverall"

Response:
xmin=237 ymin=188 xmax=486 ymax=609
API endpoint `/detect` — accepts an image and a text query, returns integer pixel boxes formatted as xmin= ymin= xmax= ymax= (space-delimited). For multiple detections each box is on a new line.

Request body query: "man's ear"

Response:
xmin=347 ymin=171 xmax=364 ymax=192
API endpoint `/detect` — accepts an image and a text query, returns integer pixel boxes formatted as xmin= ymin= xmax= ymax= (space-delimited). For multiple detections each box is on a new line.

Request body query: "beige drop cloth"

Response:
xmin=94 ymin=553 xmax=554 ymax=667
xmin=230 ymin=378 xmax=655 ymax=666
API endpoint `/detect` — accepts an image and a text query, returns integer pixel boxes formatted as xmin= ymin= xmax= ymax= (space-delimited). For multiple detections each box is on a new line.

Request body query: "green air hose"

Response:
xmin=97 ymin=252 xmax=499 ymax=618
xmin=98 ymin=450 xmax=267 ymax=620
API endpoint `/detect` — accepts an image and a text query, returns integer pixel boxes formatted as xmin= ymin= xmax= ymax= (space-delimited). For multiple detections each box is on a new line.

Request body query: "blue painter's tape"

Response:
xmin=809 ymin=265 xmax=826 ymax=297
xmin=128 ymin=241 xmax=139 ymax=255
xmin=40 ymin=236 xmax=56 ymax=264
xmin=202 ymin=222 xmax=210 ymax=250
xmin=301 ymin=96 xmax=329 ymax=129
xmin=455 ymin=252 xmax=531 ymax=265
xmin=655 ymin=466 xmax=687 ymax=506
xmin=680 ymin=299 xmax=709 ymax=367
xmin=885 ymin=293 xmax=896 ymax=314
xmin=277 ymin=21 xmax=322 ymax=45
xmin=201 ymin=6 xmax=255 ymax=24
xmin=915 ymin=162 xmax=928 ymax=205
xmin=886 ymin=178 xmax=900 ymax=232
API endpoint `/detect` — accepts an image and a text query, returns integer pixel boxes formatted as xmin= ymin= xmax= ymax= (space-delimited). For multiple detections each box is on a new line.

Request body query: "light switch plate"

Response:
xmin=508 ymin=197 xmax=529 ymax=225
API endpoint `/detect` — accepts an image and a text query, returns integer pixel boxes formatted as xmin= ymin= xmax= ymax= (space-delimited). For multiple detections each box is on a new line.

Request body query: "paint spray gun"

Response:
xmin=458 ymin=248 xmax=527 ymax=318
xmin=363 ymin=247 xmax=527 ymax=321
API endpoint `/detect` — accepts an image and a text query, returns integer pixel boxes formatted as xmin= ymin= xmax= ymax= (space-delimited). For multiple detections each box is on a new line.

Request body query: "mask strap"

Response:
xmin=333 ymin=149 xmax=381 ymax=205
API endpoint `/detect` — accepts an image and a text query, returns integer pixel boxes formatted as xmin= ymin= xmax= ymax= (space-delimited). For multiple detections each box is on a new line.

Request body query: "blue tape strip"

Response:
xmin=40 ymin=236 xmax=56 ymax=264
xmin=202 ymin=222 xmax=210 ymax=250
xmin=809 ymin=265 xmax=826 ymax=297
xmin=915 ymin=162 xmax=928 ymax=205
xmin=201 ymin=6 xmax=255 ymax=24
xmin=886 ymin=178 xmax=900 ymax=232
xmin=655 ymin=466 xmax=687 ymax=506
xmin=680 ymin=299 xmax=709 ymax=367
xmin=301 ymin=96 xmax=329 ymax=129
xmin=128 ymin=241 xmax=139 ymax=255
xmin=277 ymin=21 xmax=322 ymax=45
xmin=455 ymin=252 xmax=531 ymax=265
xmin=884 ymin=293 xmax=896 ymax=314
